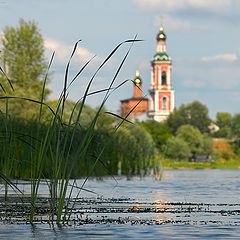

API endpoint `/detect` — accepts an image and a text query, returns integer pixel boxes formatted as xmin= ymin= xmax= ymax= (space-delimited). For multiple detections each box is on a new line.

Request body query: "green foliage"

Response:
xmin=229 ymin=113 xmax=240 ymax=153
xmin=139 ymin=120 xmax=172 ymax=150
xmin=0 ymin=116 xmax=46 ymax=179
xmin=216 ymin=112 xmax=232 ymax=128
xmin=202 ymin=134 xmax=214 ymax=157
xmin=125 ymin=124 xmax=156 ymax=173
xmin=165 ymin=137 xmax=191 ymax=161
xmin=162 ymin=158 xmax=240 ymax=169
xmin=0 ymin=115 xmax=157 ymax=178
xmin=230 ymin=113 xmax=240 ymax=140
xmin=176 ymin=124 xmax=204 ymax=157
xmin=1 ymin=19 xmax=47 ymax=88
xmin=95 ymin=106 xmax=115 ymax=130
xmin=167 ymin=101 xmax=211 ymax=134
xmin=164 ymin=125 xmax=213 ymax=161
xmin=214 ymin=112 xmax=232 ymax=138
xmin=213 ymin=126 xmax=229 ymax=138
xmin=90 ymin=124 xmax=157 ymax=176
xmin=0 ymin=19 xmax=49 ymax=119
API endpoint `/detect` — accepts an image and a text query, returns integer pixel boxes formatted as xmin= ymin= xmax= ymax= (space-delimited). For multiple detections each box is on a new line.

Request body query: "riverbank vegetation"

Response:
xmin=161 ymin=158 xmax=240 ymax=169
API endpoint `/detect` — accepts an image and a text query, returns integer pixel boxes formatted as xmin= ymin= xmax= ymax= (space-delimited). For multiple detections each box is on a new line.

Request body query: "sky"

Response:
xmin=1 ymin=0 xmax=240 ymax=119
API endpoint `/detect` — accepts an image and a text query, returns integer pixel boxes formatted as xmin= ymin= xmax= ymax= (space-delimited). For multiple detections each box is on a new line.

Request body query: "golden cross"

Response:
xmin=159 ymin=16 xmax=164 ymax=28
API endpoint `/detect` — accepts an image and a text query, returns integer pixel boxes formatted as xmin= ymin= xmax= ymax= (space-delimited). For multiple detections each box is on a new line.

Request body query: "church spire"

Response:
xmin=133 ymin=67 xmax=143 ymax=98
xmin=156 ymin=25 xmax=167 ymax=53
xmin=134 ymin=66 xmax=141 ymax=87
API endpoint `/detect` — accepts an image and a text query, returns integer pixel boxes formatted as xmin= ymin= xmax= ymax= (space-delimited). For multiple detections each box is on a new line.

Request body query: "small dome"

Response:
xmin=134 ymin=69 xmax=142 ymax=86
xmin=156 ymin=27 xmax=166 ymax=41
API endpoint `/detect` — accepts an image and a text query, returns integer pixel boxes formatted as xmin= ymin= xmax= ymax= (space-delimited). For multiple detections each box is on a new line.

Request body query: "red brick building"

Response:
xmin=120 ymin=69 xmax=148 ymax=119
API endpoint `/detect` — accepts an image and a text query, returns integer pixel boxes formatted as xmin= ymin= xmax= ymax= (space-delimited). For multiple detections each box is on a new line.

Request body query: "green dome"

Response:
xmin=153 ymin=53 xmax=169 ymax=61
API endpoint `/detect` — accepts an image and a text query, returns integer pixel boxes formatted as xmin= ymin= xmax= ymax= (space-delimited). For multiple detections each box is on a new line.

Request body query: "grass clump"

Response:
xmin=0 ymin=38 xmax=160 ymax=224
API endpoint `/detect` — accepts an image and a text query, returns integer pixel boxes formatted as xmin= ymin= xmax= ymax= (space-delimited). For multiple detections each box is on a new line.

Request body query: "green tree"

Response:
xmin=216 ymin=112 xmax=232 ymax=128
xmin=165 ymin=125 xmax=213 ymax=161
xmin=139 ymin=120 xmax=172 ymax=150
xmin=214 ymin=112 xmax=232 ymax=138
xmin=118 ymin=125 xmax=156 ymax=175
xmin=165 ymin=137 xmax=191 ymax=161
xmin=230 ymin=113 xmax=240 ymax=145
xmin=202 ymin=134 xmax=213 ymax=157
xmin=166 ymin=105 xmax=188 ymax=133
xmin=167 ymin=101 xmax=211 ymax=133
xmin=176 ymin=124 xmax=204 ymax=161
xmin=0 ymin=19 xmax=49 ymax=119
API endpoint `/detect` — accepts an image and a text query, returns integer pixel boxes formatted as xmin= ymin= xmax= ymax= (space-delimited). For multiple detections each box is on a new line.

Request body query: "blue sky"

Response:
xmin=1 ymin=0 xmax=240 ymax=118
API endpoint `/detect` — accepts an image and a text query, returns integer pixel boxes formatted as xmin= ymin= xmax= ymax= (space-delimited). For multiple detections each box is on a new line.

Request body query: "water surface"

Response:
xmin=0 ymin=169 xmax=240 ymax=239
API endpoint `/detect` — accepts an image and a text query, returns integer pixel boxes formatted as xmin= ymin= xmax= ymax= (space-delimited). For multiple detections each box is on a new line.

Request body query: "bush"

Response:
xmin=164 ymin=137 xmax=191 ymax=161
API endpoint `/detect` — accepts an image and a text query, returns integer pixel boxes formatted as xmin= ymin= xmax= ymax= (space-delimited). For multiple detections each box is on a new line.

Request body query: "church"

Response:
xmin=120 ymin=25 xmax=175 ymax=122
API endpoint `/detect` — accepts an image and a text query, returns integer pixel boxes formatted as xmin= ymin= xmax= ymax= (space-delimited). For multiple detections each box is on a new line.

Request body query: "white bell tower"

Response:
xmin=148 ymin=25 xmax=175 ymax=122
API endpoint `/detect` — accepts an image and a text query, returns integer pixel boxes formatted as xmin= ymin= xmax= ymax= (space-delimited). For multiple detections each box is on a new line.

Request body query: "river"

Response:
xmin=0 ymin=169 xmax=240 ymax=239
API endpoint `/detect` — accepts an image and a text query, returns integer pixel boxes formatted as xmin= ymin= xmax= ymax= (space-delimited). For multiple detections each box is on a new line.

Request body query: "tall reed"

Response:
xmin=0 ymin=37 xmax=159 ymax=224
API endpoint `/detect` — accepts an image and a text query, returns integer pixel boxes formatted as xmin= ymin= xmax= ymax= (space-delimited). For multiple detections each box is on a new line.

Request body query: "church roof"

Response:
xmin=120 ymin=97 xmax=148 ymax=102
xmin=153 ymin=52 xmax=170 ymax=61
xmin=156 ymin=26 xmax=167 ymax=41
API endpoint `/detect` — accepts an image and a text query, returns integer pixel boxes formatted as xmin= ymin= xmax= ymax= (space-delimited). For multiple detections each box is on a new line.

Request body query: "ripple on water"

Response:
xmin=0 ymin=170 xmax=240 ymax=239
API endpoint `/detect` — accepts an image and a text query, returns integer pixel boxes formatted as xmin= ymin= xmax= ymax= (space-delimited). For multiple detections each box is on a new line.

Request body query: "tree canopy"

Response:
xmin=167 ymin=101 xmax=211 ymax=134
xmin=165 ymin=137 xmax=191 ymax=161
xmin=176 ymin=124 xmax=204 ymax=158
xmin=0 ymin=19 xmax=49 ymax=119
xmin=214 ymin=112 xmax=232 ymax=138
xmin=139 ymin=120 xmax=172 ymax=150
xmin=230 ymin=113 xmax=240 ymax=142
xmin=164 ymin=124 xmax=213 ymax=161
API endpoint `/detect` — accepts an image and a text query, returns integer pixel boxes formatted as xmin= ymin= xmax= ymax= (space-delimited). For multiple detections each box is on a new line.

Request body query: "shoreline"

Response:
xmin=161 ymin=159 xmax=240 ymax=170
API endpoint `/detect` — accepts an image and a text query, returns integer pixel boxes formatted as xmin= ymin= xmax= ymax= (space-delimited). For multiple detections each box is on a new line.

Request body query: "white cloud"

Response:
xmin=44 ymin=38 xmax=102 ymax=66
xmin=154 ymin=15 xmax=191 ymax=31
xmin=134 ymin=0 xmax=231 ymax=13
xmin=201 ymin=53 xmax=238 ymax=62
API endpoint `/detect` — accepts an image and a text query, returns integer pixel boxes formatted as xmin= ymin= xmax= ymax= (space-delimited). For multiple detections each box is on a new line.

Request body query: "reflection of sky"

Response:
xmin=1 ymin=1 xmax=240 ymax=118
xmin=2 ymin=170 xmax=239 ymax=205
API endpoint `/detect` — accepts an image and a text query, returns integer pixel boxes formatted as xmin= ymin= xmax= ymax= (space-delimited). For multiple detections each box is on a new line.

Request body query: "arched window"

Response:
xmin=161 ymin=71 xmax=167 ymax=85
xmin=162 ymin=96 xmax=167 ymax=110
